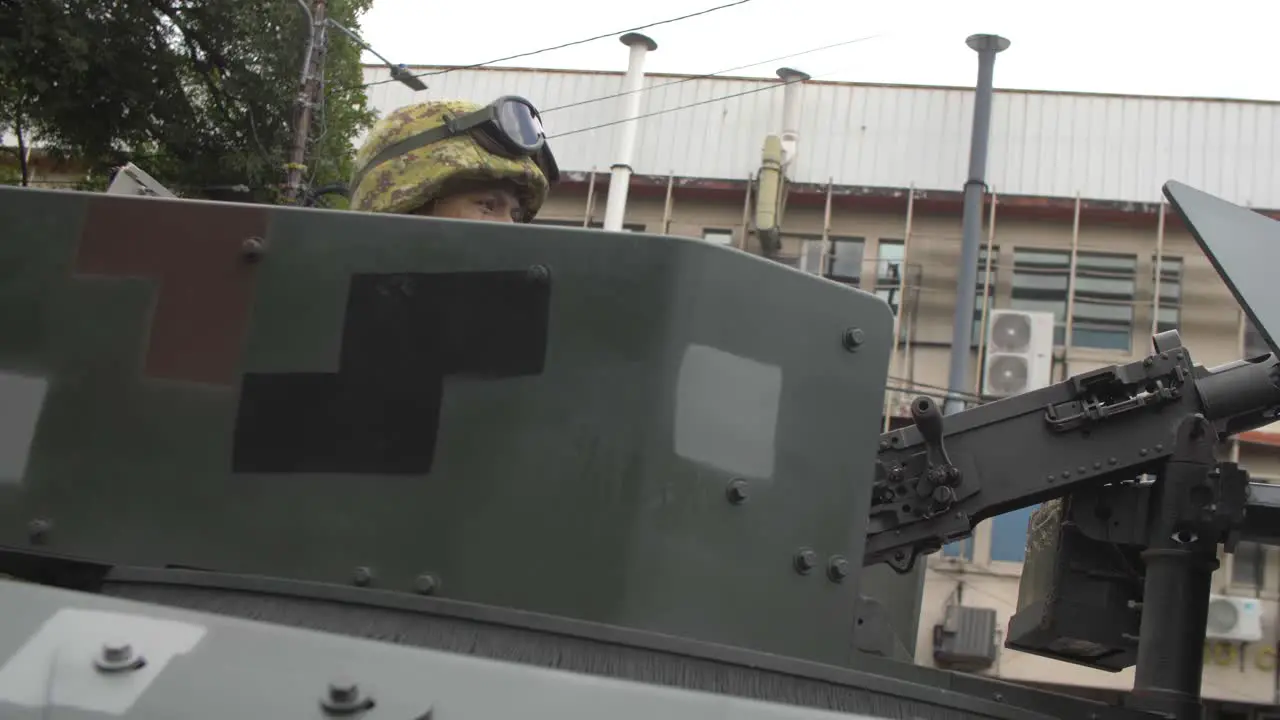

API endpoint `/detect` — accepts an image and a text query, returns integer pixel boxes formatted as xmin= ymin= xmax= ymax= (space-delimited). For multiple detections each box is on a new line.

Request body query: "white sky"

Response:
xmin=358 ymin=0 xmax=1278 ymax=101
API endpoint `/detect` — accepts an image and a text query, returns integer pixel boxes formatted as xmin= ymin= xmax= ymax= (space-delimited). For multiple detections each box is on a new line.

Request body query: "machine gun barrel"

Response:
xmin=864 ymin=334 xmax=1280 ymax=573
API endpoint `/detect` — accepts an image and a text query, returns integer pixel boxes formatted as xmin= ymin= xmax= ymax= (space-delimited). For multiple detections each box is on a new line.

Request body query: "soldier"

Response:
xmin=348 ymin=96 xmax=559 ymax=224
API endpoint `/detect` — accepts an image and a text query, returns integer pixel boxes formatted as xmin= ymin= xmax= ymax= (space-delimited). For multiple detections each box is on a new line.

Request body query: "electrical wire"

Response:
xmin=540 ymin=34 xmax=881 ymax=114
xmin=361 ymin=0 xmax=756 ymax=89
xmin=545 ymin=57 xmax=862 ymax=140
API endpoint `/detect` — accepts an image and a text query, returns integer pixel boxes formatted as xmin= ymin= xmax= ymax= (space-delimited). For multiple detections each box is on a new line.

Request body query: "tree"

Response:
xmin=0 ymin=0 xmax=377 ymax=202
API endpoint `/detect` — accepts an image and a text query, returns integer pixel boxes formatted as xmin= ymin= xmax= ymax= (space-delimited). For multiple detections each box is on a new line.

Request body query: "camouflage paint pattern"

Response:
xmin=349 ymin=100 xmax=550 ymax=218
xmin=0 ymin=186 xmax=893 ymax=668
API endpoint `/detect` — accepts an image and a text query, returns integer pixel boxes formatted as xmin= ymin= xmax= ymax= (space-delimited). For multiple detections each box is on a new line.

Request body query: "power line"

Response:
xmin=541 ymin=34 xmax=880 ymax=114
xmin=547 ymin=83 xmax=774 ymax=139
xmin=361 ymin=0 xmax=755 ymax=89
xmin=544 ymin=54 xmax=871 ymax=140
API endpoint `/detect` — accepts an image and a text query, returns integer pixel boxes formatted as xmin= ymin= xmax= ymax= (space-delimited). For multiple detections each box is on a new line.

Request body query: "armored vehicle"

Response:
xmin=0 ymin=179 xmax=1278 ymax=719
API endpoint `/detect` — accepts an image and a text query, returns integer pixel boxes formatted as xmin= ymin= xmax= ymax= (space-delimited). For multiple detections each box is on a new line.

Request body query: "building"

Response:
xmin=363 ymin=61 xmax=1280 ymax=716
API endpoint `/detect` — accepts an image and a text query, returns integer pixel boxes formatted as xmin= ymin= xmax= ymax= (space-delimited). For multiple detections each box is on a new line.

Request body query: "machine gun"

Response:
xmin=0 ymin=178 xmax=1274 ymax=719
xmin=863 ymin=181 xmax=1280 ymax=720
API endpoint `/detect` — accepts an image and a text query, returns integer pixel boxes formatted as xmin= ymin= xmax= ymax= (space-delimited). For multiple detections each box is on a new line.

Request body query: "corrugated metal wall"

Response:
xmin=362 ymin=65 xmax=1280 ymax=208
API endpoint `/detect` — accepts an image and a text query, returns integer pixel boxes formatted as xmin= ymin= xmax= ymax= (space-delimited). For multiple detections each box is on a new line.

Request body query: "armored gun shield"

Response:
xmin=0 ymin=187 xmax=892 ymax=667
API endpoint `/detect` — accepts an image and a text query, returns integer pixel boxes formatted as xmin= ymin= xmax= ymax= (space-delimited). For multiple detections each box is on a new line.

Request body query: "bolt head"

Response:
xmin=27 ymin=518 xmax=50 ymax=543
xmin=842 ymin=327 xmax=865 ymax=351
xmin=827 ymin=556 xmax=850 ymax=582
xmin=725 ymin=479 xmax=748 ymax=504
xmin=525 ymin=264 xmax=550 ymax=284
xmin=352 ymin=567 xmax=374 ymax=586
xmin=241 ymin=237 xmax=265 ymax=260
xmin=102 ymin=642 xmax=132 ymax=662
xmin=329 ymin=681 xmax=358 ymax=702
xmin=794 ymin=549 xmax=818 ymax=574
xmin=414 ymin=574 xmax=438 ymax=595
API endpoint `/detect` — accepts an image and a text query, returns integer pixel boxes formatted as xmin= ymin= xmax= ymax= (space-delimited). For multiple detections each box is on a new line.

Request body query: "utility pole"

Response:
xmin=284 ymin=0 xmax=328 ymax=204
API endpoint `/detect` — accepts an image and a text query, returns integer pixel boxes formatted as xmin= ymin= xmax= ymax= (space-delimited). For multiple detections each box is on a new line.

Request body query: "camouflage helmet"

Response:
xmin=349 ymin=99 xmax=553 ymax=221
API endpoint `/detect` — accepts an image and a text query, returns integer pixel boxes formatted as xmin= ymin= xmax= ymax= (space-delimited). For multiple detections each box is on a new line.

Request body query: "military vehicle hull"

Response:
xmin=0 ymin=186 xmax=1159 ymax=719
xmin=0 ymin=575 xmax=1146 ymax=720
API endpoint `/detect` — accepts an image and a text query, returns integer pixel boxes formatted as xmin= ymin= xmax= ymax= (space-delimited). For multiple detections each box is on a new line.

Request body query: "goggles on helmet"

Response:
xmin=353 ymin=95 xmax=560 ymax=195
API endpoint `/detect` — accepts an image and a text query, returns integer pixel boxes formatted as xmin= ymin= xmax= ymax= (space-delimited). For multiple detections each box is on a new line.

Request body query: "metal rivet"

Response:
xmin=352 ymin=567 xmax=374 ymax=587
xmin=1094 ymin=461 xmax=1102 ymax=469
xmin=241 ymin=237 xmax=265 ymax=261
xmin=414 ymin=574 xmax=439 ymax=595
xmin=794 ymin=548 xmax=818 ymax=575
xmin=1077 ymin=466 xmax=1085 ymax=474
xmin=1046 ymin=474 xmax=1055 ymax=483
xmin=1139 ymin=448 xmax=1148 ymax=456
xmin=842 ymin=327 xmax=865 ymax=351
xmin=1109 ymin=457 xmax=1118 ymax=465
xmin=827 ymin=556 xmax=850 ymax=583
xmin=94 ymin=642 xmax=145 ymax=673
xmin=726 ymin=478 xmax=749 ymax=504
xmin=1155 ymin=443 xmax=1164 ymax=452
xmin=27 ymin=518 xmax=50 ymax=544
xmin=322 ymin=679 xmax=376 ymax=716
xmin=1062 ymin=470 xmax=1071 ymax=478
xmin=525 ymin=264 xmax=550 ymax=284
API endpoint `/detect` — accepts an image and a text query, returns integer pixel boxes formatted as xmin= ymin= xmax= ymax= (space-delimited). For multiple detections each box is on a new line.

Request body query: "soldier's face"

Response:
xmin=427 ymin=188 xmax=523 ymax=223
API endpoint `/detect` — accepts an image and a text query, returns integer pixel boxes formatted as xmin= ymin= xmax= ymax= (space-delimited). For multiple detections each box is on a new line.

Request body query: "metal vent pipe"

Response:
xmin=602 ymin=32 xmax=658 ymax=232
xmin=776 ymin=67 xmax=809 ymax=168
xmin=943 ymin=33 xmax=1011 ymax=416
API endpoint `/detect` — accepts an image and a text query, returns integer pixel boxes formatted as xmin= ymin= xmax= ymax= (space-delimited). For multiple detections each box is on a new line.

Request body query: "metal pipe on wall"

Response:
xmin=583 ymin=167 xmax=598 ymax=228
xmin=602 ymin=33 xmax=658 ymax=232
xmin=739 ymin=173 xmax=754 ymax=250
xmin=821 ymin=178 xmax=834 ymax=273
xmin=777 ymin=67 xmax=809 ymax=170
xmin=883 ymin=185 xmax=916 ymax=432
xmin=943 ymin=33 xmax=1011 ymax=416
xmin=1151 ymin=202 xmax=1167 ymax=338
xmin=1061 ymin=193 xmax=1082 ymax=381
xmin=661 ymin=171 xmax=675 ymax=234
xmin=973 ymin=190 xmax=999 ymax=396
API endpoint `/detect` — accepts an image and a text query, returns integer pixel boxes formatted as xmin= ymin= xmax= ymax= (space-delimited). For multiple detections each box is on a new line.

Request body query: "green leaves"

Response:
xmin=0 ymin=0 xmax=376 ymax=202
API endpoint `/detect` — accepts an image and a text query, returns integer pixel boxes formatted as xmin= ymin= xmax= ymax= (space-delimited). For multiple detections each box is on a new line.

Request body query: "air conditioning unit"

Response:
xmin=982 ymin=310 xmax=1054 ymax=398
xmin=1205 ymin=594 xmax=1264 ymax=643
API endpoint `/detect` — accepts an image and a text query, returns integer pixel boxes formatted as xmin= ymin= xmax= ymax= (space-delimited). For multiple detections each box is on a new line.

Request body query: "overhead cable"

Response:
xmin=361 ymin=0 xmax=755 ymax=89
xmin=541 ymin=34 xmax=881 ymax=114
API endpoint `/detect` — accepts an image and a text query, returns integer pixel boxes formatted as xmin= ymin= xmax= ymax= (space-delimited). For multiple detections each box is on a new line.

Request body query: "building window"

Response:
xmin=826 ymin=236 xmax=866 ymax=284
xmin=874 ymin=240 xmax=904 ymax=312
xmin=1231 ymin=541 xmax=1265 ymax=588
xmin=942 ymin=536 xmax=974 ymax=560
xmin=797 ymin=240 xmax=824 ymax=275
xmin=1153 ymin=255 xmax=1182 ymax=334
xmin=972 ymin=247 xmax=999 ymax=346
xmin=1011 ymin=248 xmax=1070 ymax=345
xmin=1011 ymin=249 xmax=1136 ymax=351
xmin=1072 ymin=252 xmax=1137 ymax=351
xmin=703 ymin=228 xmax=734 ymax=245
xmin=990 ymin=505 xmax=1038 ymax=563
